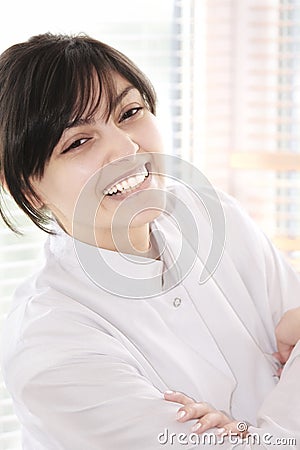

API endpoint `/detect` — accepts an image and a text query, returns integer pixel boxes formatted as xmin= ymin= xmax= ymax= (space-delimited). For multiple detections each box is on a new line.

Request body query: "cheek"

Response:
xmin=138 ymin=115 xmax=164 ymax=152
xmin=35 ymin=165 xmax=91 ymax=211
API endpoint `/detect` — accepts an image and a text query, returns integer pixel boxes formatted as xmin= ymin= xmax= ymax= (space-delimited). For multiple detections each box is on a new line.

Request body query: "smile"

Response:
xmin=103 ymin=164 xmax=149 ymax=196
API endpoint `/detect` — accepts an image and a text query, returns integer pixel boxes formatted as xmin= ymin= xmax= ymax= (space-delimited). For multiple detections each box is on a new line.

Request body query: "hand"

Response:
xmin=164 ymin=390 xmax=249 ymax=438
xmin=275 ymin=307 xmax=300 ymax=364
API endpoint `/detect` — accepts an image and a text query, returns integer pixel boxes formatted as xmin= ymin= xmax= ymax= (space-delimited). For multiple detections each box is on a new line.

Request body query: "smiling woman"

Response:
xmin=0 ymin=32 xmax=300 ymax=450
xmin=0 ymin=34 xmax=156 ymax=232
xmin=29 ymin=71 xmax=165 ymax=253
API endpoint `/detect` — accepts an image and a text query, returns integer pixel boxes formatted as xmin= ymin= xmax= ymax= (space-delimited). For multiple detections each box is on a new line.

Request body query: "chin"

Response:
xmin=130 ymin=207 xmax=163 ymax=228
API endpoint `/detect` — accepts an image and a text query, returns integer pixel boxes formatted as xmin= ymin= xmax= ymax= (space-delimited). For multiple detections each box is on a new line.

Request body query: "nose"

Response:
xmin=105 ymin=123 xmax=139 ymax=163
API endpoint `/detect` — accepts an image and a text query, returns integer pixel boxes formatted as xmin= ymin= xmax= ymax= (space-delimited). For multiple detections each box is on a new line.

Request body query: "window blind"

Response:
xmin=0 ymin=195 xmax=45 ymax=450
xmin=176 ymin=0 xmax=300 ymax=269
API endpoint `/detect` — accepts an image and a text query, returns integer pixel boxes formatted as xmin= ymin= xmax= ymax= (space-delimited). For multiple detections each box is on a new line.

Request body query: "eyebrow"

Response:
xmin=112 ymin=85 xmax=137 ymax=108
xmin=65 ymin=85 xmax=137 ymax=130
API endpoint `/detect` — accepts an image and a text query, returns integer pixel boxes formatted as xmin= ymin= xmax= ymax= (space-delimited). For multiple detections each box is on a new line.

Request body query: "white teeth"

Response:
xmin=121 ymin=180 xmax=129 ymax=189
xmin=127 ymin=177 xmax=137 ymax=187
xmin=104 ymin=165 xmax=149 ymax=196
xmin=136 ymin=174 xmax=145 ymax=183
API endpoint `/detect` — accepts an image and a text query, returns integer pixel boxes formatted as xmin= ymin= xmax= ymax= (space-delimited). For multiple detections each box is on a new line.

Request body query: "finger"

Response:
xmin=276 ymin=343 xmax=294 ymax=364
xmin=190 ymin=411 xmax=232 ymax=434
xmin=276 ymin=366 xmax=283 ymax=377
xmin=222 ymin=420 xmax=249 ymax=439
xmin=164 ymin=390 xmax=195 ymax=406
xmin=175 ymin=401 xmax=215 ymax=423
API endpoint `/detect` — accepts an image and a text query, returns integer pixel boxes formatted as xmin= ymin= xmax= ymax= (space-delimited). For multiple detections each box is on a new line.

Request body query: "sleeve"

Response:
xmin=11 ymin=304 xmax=202 ymax=450
xmin=249 ymin=232 xmax=300 ymax=447
xmin=221 ymin=191 xmax=300 ymax=322
xmin=22 ymin=354 xmax=194 ymax=450
xmin=259 ymin=228 xmax=300 ymax=323
xmin=181 ymin=184 xmax=300 ymax=325
xmin=217 ymin=192 xmax=300 ymax=448
xmin=248 ymin=341 xmax=300 ymax=448
xmin=21 ymin=350 xmax=300 ymax=450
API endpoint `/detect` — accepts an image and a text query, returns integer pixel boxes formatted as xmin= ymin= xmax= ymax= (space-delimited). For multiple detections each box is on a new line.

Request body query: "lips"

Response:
xmin=103 ymin=164 xmax=150 ymax=196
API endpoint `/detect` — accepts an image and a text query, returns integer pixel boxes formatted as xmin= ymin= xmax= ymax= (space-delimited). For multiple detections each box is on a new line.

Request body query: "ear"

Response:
xmin=25 ymin=190 xmax=45 ymax=210
xmin=28 ymin=176 xmax=50 ymax=210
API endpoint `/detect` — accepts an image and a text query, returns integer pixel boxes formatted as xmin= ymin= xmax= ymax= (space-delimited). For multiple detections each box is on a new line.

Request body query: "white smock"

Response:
xmin=1 ymin=184 xmax=300 ymax=449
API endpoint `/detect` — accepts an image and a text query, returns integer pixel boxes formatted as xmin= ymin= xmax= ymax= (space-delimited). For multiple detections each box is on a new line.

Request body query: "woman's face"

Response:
xmin=31 ymin=73 xmax=165 ymax=249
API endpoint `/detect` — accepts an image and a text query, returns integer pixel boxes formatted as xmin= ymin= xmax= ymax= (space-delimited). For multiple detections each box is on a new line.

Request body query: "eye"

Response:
xmin=61 ymin=137 xmax=91 ymax=154
xmin=119 ymin=106 xmax=143 ymax=123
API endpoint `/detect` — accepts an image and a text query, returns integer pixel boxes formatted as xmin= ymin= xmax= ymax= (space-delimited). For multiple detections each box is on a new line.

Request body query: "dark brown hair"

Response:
xmin=0 ymin=33 xmax=156 ymax=233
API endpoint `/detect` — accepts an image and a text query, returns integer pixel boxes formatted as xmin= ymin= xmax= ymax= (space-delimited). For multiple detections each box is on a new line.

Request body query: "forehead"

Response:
xmin=111 ymin=72 xmax=132 ymax=91
xmin=64 ymin=74 xmax=141 ymax=130
xmin=102 ymin=73 xmax=141 ymax=108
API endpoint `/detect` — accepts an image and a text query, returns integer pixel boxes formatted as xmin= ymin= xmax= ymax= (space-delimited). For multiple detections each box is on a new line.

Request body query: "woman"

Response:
xmin=0 ymin=33 xmax=299 ymax=449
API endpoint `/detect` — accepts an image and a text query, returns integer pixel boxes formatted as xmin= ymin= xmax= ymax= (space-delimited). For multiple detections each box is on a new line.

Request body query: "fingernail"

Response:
xmin=191 ymin=423 xmax=202 ymax=432
xmin=176 ymin=410 xmax=186 ymax=420
xmin=164 ymin=390 xmax=175 ymax=395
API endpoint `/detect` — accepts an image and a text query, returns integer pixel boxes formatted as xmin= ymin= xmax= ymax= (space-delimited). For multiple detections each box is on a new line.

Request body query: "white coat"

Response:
xmin=1 ymin=184 xmax=300 ymax=449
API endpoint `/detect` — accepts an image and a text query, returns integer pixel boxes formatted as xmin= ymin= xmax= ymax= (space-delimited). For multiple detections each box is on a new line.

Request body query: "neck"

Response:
xmin=95 ymin=223 xmax=152 ymax=257
xmin=65 ymin=221 xmax=156 ymax=258
xmin=58 ymin=215 xmax=159 ymax=259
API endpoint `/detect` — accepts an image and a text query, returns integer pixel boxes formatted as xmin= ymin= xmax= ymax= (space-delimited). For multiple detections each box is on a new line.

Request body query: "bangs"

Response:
xmin=29 ymin=39 xmax=156 ymax=179
xmin=30 ymin=49 xmax=120 ymax=179
xmin=60 ymin=58 xmax=119 ymax=130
